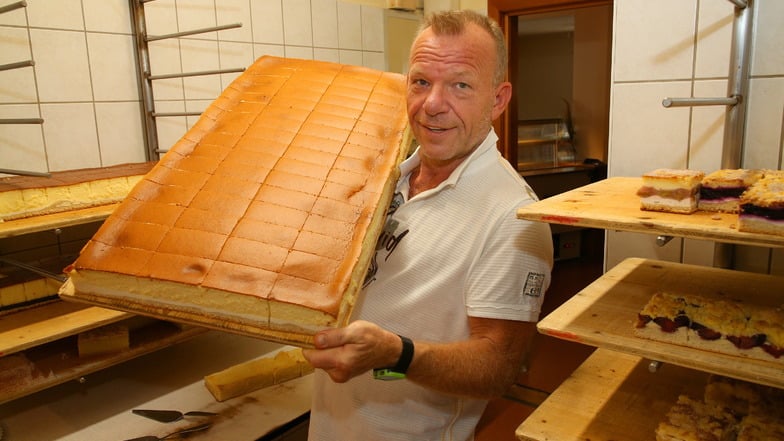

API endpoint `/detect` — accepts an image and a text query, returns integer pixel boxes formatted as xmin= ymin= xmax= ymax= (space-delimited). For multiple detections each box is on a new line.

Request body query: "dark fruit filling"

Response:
xmin=740 ymin=204 xmax=784 ymax=220
xmin=700 ymin=186 xmax=745 ymax=200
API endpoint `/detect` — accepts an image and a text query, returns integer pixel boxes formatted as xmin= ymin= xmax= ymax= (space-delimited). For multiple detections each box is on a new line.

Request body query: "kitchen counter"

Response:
xmin=0 ymin=331 xmax=311 ymax=441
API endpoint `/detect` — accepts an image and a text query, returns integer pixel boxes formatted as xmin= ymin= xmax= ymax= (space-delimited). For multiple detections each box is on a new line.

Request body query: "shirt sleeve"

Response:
xmin=464 ymin=200 xmax=554 ymax=322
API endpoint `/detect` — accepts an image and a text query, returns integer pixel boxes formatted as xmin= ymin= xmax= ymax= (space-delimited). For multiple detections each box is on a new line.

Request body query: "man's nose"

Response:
xmin=422 ymin=85 xmax=447 ymax=115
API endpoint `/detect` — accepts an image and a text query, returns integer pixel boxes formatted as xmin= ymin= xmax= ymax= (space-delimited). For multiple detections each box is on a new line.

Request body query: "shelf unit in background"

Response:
xmin=514 ymin=177 xmax=783 ymax=440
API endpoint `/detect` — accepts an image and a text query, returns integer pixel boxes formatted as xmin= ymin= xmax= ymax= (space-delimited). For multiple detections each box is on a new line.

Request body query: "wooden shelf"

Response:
xmin=516 ymin=348 xmax=709 ymax=441
xmin=516 ymin=177 xmax=784 ymax=248
xmin=537 ymin=257 xmax=784 ymax=389
xmin=0 ymin=300 xmax=131 ymax=356
xmin=0 ymin=320 xmax=207 ymax=404
xmin=0 ymin=204 xmax=117 ymax=239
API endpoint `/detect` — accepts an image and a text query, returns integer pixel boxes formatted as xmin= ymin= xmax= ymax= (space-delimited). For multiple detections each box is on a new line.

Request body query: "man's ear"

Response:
xmin=492 ymin=81 xmax=512 ymax=121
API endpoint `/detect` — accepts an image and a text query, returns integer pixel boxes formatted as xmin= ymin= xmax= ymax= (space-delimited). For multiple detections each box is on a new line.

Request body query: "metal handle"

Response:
xmin=661 ymin=96 xmax=739 ymax=108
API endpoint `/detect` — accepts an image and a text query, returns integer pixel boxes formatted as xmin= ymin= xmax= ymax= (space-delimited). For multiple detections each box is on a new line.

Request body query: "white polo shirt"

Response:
xmin=308 ymin=130 xmax=554 ymax=441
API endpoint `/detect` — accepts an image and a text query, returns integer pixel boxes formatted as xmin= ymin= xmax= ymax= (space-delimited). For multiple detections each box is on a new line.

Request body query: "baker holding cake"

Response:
xmin=303 ymin=10 xmax=554 ymax=441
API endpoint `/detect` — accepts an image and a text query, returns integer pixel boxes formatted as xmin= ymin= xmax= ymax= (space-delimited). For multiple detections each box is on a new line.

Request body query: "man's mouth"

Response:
xmin=424 ymin=125 xmax=448 ymax=133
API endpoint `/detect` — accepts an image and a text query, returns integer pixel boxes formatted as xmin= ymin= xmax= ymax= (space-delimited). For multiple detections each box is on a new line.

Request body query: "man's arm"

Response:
xmin=302 ymin=316 xmax=534 ymax=399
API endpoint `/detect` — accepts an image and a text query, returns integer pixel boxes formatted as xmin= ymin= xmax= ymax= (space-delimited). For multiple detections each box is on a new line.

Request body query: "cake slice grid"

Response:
xmin=65 ymin=56 xmax=411 ymax=344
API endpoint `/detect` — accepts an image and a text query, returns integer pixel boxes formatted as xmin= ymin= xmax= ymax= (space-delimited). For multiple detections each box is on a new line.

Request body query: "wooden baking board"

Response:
xmin=516 ymin=348 xmax=709 ymax=441
xmin=537 ymin=257 xmax=784 ymax=389
xmin=0 ymin=300 xmax=130 ymax=356
xmin=516 ymin=177 xmax=784 ymax=248
xmin=0 ymin=204 xmax=117 ymax=239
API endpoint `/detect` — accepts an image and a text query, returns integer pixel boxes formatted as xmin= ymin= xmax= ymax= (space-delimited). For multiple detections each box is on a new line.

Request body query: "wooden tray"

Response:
xmin=516 ymin=177 xmax=784 ymax=248
xmin=0 ymin=301 xmax=130 ymax=356
xmin=0 ymin=204 xmax=116 ymax=239
xmin=0 ymin=320 xmax=206 ymax=404
xmin=537 ymin=257 xmax=784 ymax=389
xmin=516 ymin=348 xmax=709 ymax=441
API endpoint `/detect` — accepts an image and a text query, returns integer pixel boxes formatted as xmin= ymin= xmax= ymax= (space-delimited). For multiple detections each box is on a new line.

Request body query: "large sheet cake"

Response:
xmin=60 ymin=56 xmax=412 ymax=346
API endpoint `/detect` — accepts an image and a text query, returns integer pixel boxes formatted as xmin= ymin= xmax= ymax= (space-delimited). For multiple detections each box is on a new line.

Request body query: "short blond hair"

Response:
xmin=417 ymin=10 xmax=507 ymax=86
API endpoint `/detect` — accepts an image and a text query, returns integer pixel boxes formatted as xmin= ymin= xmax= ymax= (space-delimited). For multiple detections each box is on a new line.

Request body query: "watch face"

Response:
xmin=373 ymin=368 xmax=406 ymax=381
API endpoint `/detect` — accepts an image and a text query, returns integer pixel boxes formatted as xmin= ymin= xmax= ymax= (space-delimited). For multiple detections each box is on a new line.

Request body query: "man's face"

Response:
xmin=406 ymin=23 xmax=510 ymax=167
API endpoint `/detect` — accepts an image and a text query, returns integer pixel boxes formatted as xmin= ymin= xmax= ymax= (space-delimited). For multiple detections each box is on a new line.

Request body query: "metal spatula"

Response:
xmin=132 ymin=409 xmax=217 ymax=423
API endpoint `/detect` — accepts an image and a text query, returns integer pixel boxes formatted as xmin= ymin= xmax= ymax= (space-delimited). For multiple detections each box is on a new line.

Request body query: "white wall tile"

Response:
xmin=143 ymin=0 xmax=179 ymax=37
xmin=338 ymin=2 xmax=362 ymax=50
xmin=218 ymin=41 xmax=254 ymax=89
xmin=751 ymin=0 xmax=784 ymax=77
xmin=26 ymin=0 xmax=84 ymax=31
xmin=314 ymin=48 xmax=340 ymax=63
xmin=87 ymin=33 xmax=139 ymax=101
xmin=40 ymin=103 xmax=101 ymax=171
xmin=148 ymin=40 xmax=184 ymax=100
xmin=177 ymin=0 xmax=218 ymax=41
xmin=0 ymin=104 xmax=46 ymax=175
xmin=312 ymin=0 xmax=340 ymax=48
xmin=361 ymin=7 xmax=384 ymax=52
xmin=0 ymin=26 xmax=37 ymax=103
xmin=30 ymin=29 xmax=93 ymax=102
xmin=283 ymin=0 xmax=313 ymax=47
xmin=0 ymin=3 xmax=26 ymax=26
xmin=363 ymin=51 xmax=385 ymax=70
xmin=682 ymin=239 xmax=716 ymax=267
xmin=153 ymin=100 xmax=187 ymax=152
xmin=608 ymin=81 xmax=693 ymax=178
xmin=688 ymin=79 xmax=727 ymax=172
xmin=694 ymin=0 xmax=733 ymax=79
xmin=613 ymin=0 xmax=697 ymax=81
xmin=216 ymin=0 xmax=253 ymax=43
xmin=253 ymin=44 xmax=286 ymax=60
xmin=339 ymin=49 xmax=363 ymax=66
xmin=95 ymin=102 xmax=146 ymax=165
xmin=251 ymin=1 xmax=284 ymax=45
xmin=743 ymin=77 xmax=784 ymax=169
xmin=83 ymin=0 xmax=132 ymax=34
xmin=285 ymin=46 xmax=314 ymax=60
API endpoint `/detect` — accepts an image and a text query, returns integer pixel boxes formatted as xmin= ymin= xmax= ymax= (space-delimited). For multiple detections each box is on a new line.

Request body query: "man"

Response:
xmin=303 ymin=9 xmax=553 ymax=441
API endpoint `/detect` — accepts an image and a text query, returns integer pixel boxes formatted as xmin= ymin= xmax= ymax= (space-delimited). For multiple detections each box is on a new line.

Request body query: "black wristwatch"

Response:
xmin=373 ymin=335 xmax=414 ymax=380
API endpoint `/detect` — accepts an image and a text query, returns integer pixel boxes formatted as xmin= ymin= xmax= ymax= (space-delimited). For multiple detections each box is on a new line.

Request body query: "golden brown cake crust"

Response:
xmin=701 ymin=169 xmax=763 ymax=188
xmin=64 ymin=56 xmax=412 ymax=345
xmin=740 ymin=176 xmax=784 ymax=209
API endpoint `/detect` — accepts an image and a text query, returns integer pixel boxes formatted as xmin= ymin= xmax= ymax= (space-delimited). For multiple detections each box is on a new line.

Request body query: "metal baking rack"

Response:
xmin=130 ymin=0 xmax=246 ymax=160
xmin=658 ymin=0 xmax=754 ymax=267
xmin=0 ymin=0 xmax=48 ymax=178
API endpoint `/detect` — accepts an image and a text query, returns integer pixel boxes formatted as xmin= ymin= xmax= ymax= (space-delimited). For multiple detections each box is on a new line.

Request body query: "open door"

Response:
xmin=488 ymin=0 xmax=612 ymax=171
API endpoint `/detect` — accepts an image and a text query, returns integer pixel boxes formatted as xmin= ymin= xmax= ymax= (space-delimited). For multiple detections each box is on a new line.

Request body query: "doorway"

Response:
xmin=488 ymin=0 xmax=612 ymax=171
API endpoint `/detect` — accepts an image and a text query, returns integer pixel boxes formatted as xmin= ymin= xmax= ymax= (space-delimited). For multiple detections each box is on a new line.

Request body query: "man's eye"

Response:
xmin=414 ymin=79 xmax=428 ymax=87
xmin=456 ymin=82 xmax=469 ymax=89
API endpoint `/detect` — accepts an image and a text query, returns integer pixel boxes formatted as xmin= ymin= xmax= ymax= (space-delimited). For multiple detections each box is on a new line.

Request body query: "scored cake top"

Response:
xmin=71 ymin=56 xmax=410 ymax=318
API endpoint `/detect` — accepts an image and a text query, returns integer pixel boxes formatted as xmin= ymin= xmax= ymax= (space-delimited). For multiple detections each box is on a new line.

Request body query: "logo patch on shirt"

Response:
xmin=523 ymin=272 xmax=545 ymax=297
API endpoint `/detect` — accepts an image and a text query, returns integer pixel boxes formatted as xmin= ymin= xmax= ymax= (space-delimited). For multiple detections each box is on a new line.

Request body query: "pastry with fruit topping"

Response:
xmin=634 ymin=291 xmax=784 ymax=362
xmin=738 ymin=175 xmax=784 ymax=236
xmin=698 ymin=169 xmax=763 ymax=213
xmin=637 ymin=169 xmax=705 ymax=214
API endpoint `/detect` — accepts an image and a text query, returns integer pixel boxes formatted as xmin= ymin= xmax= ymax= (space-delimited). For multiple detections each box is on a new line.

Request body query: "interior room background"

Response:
xmin=1 ymin=0 xmax=782 ymax=274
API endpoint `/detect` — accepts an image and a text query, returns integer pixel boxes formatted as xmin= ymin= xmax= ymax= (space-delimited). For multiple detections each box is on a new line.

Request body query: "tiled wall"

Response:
xmin=0 ymin=0 xmax=388 ymax=176
xmin=606 ymin=0 xmax=784 ymax=274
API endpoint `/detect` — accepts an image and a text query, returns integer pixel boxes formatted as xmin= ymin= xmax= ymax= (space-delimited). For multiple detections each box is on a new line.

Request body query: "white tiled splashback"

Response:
xmin=0 ymin=0 xmax=390 ymax=175
xmin=606 ymin=0 xmax=784 ymax=274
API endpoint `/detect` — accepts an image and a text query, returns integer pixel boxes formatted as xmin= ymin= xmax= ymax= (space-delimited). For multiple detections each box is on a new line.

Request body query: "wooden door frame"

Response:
xmin=488 ymin=0 xmax=612 ymax=168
